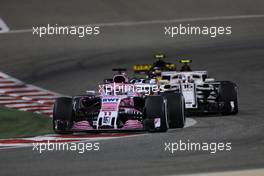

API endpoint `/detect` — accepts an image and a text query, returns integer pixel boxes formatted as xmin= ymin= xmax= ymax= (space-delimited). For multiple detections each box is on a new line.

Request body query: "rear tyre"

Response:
xmin=163 ymin=92 xmax=185 ymax=128
xmin=53 ymin=97 xmax=73 ymax=134
xmin=144 ymin=96 xmax=168 ymax=132
xmin=218 ymin=81 xmax=238 ymax=115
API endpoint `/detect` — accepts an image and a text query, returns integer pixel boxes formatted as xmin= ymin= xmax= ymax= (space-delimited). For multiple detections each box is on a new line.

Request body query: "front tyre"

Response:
xmin=218 ymin=81 xmax=238 ymax=115
xmin=163 ymin=92 xmax=186 ymax=128
xmin=53 ymin=97 xmax=73 ymax=134
xmin=144 ymin=96 xmax=168 ymax=132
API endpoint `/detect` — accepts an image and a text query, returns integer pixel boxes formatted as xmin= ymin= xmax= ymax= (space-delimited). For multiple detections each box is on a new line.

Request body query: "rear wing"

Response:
xmin=133 ymin=63 xmax=176 ymax=73
xmin=133 ymin=64 xmax=152 ymax=73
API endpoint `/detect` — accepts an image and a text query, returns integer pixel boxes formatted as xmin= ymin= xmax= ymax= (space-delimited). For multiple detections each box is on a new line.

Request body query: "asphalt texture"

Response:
xmin=0 ymin=0 xmax=264 ymax=176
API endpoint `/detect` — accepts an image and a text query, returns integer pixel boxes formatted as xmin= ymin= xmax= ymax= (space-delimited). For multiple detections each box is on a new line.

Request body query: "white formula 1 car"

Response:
xmin=158 ymin=60 xmax=238 ymax=115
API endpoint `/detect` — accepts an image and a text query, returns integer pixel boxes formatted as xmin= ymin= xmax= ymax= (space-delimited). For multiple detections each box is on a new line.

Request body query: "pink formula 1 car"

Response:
xmin=52 ymin=70 xmax=185 ymax=134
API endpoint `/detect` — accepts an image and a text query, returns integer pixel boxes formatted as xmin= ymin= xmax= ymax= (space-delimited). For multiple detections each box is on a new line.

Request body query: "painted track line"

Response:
xmin=170 ymin=168 xmax=264 ymax=176
xmin=0 ymin=14 xmax=264 ymax=34
xmin=185 ymin=118 xmax=197 ymax=128
xmin=0 ymin=18 xmax=9 ymax=33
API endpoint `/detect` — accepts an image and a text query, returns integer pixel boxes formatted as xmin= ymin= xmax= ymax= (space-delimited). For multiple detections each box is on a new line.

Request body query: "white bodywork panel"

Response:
xmin=180 ymin=83 xmax=197 ymax=108
xmin=97 ymin=96 xmax=122 ymax=129
xmin=160 ymin=71 xmax=210 ymax=109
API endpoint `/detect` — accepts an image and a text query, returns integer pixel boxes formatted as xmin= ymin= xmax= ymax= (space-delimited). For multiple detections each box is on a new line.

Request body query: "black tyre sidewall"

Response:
xmin=53 ymin=97 xmax=73 ymax=134
xmin=163 ymin=92 xmax=185 ymax=128
xmin=145 ymin=96 xmax=168 ymax=132
xmin=218 ymin=81 xmax=238 ymax=115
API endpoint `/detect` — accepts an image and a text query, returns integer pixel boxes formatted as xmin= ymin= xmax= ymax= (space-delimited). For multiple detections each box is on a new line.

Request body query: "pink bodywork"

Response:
xmin=72 ymin=96 xmax=143 ymax=130
xmin=72 ymin=121 xmax=94 ymax=130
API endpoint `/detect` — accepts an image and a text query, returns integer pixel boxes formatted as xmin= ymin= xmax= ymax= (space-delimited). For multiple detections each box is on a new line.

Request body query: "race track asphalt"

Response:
xmin=0 ymin=0 xmax=264 ymax=175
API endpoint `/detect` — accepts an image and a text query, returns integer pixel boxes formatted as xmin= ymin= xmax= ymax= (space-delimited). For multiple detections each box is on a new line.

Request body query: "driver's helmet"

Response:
xmin=151 ymin=67 xmax=162 ymax=77
xmin=153 ymin=54 xmax=166 ymax=68
xmin=154 ymin=69 xmax=162 ymax=77
xmin=180 ymin=64 xmax=192 ymax=71
xmin=113 ymin=75 xmax=128 ymax=83
xmin=179 ymin=59 xmax=192 ymax=72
